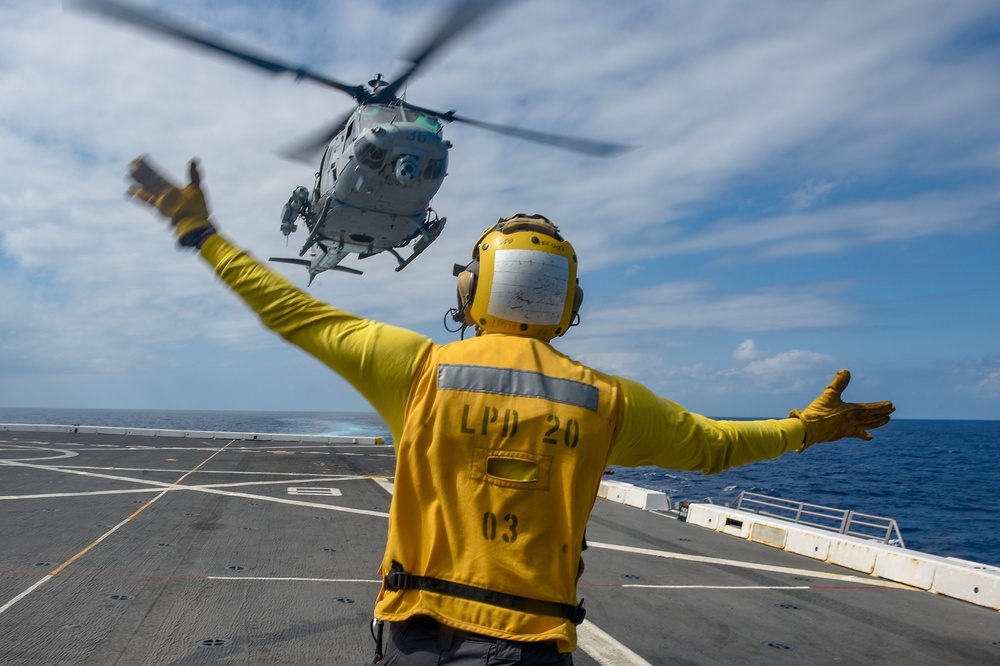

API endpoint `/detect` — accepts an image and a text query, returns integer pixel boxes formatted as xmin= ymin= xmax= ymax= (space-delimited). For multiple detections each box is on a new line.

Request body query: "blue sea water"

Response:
xmin=1 ymin=409 xmax=997 ymax=568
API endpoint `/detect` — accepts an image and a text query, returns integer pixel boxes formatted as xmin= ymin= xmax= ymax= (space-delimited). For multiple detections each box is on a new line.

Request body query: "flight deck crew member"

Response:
xmin=125 ymin=157 xmax=895 ymax=665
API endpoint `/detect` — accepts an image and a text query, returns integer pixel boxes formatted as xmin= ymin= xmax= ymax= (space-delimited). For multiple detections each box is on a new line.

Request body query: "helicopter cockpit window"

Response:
xmin=415 ymin=114 xmax=443 ymax=135
xmin=423 ymin=157 xmax=447 ymax=179
xmin=360 ymin=106 xmax=402 ymax=129
xmin=355 ymin=136 xmax=387 ymax=170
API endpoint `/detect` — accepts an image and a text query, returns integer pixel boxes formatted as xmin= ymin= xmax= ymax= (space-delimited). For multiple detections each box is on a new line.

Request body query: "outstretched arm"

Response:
xmin=125 ymin=156 xmax=432 ymax=440
xmin=199 ymin=236 xmax=431 ymax=440
xmin=609 ymin=371 xmax=894 ymax=473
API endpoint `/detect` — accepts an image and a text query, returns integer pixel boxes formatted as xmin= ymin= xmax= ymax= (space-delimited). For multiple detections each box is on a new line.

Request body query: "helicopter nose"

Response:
xmin=394 ymin=155 xmax=420 ymax=185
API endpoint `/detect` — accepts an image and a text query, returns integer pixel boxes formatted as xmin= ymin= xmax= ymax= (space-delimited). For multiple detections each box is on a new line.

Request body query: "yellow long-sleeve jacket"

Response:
xmin=200 ymin=234 xmax=806 ymax=651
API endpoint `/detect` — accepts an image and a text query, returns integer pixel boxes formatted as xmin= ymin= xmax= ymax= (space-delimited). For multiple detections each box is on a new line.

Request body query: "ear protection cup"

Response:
xmin=455 ymin=262 xmax=478 ymax=327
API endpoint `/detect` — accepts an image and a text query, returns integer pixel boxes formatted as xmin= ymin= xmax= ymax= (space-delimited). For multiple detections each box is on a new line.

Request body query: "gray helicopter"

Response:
xmin=72 ymin=0 xmax=629 ymax=282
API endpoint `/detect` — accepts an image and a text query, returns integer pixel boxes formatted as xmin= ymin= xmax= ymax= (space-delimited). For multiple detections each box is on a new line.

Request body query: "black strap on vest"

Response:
xmin=384 ymin=561 xmax=586 ymax=625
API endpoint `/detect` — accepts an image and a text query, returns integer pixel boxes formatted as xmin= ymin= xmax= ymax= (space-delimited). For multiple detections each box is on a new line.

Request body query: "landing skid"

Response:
xmin=390 ymin=213 xmax=447 ymax=272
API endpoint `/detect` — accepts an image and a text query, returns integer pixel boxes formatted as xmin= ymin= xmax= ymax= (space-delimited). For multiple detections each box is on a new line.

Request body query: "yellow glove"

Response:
xmin=790 ymin=370 xmax=895 ymax=452
xmin=127 ymin=156 xmax=216 ymax=248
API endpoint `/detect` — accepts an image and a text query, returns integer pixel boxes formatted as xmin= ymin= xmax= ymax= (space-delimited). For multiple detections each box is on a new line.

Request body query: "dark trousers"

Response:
xmin=378 ymin=616 xmax=572 ymax=665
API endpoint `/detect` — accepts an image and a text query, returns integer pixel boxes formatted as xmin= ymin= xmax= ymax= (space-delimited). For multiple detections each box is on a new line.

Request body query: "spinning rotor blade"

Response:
xmin=378 ymin=0 xmax=520 ymax=101
xmin=404 ymin=103 xmax=632 ymax=158
xmin=277 ymin=109 xmax=355 ymax=164
xmin=69 ymin=0 xmax=367 ymax=101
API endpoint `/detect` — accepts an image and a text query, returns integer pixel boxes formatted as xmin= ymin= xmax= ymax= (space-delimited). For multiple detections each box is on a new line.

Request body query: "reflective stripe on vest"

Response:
xmin=438 ymin=364 xmax=599 ymax=411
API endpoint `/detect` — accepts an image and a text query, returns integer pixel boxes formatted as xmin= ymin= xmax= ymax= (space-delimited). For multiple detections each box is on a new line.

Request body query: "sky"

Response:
xmin=0 ymin=0 xmax=998 ymax=420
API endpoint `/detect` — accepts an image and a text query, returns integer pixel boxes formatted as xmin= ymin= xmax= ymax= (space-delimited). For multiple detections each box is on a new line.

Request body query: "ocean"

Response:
xmin=1 ymin=408 xmax=997 ymax=569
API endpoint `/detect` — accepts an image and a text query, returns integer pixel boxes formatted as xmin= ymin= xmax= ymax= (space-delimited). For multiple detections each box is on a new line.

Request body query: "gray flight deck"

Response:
xmin=1 ymin=428 xmax=999 ymax=665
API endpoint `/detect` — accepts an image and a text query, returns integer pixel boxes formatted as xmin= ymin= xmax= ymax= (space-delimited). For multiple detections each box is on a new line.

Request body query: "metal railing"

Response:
xmin=733 ymin=491 xmax=905 ymax=548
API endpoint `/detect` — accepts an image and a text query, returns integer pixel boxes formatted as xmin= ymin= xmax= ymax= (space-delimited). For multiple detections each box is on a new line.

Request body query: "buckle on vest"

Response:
xmin=385 ymin=562 xmax=412 ymax=591
xmin=571 ymin=600 xmax=586 ymax=625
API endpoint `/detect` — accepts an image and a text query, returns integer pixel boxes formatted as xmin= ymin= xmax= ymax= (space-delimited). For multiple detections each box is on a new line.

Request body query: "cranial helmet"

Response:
xmin=454 ymin=214 xmax=583 ymax=340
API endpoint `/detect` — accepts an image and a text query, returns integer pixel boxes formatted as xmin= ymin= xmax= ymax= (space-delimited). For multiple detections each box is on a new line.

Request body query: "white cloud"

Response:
xmin=787 ymin=179 xmax=838 ymax=210
xmin=599 ymin=342 xmax=841 ymax=417
xmin=580 ymin=280 xmax=860 ymax=339
xmin=733 ymin=339 xmax=760 ymax=362
xmin=952 ymin=357 xmax=1000 ymax=399
xmin=599 ymin=189 xmax=1000 ymax=267
xmin=740 ymin=349 xmax=838 ymax=393
xmin=979 ymin=372 xmax=1000 ymax=398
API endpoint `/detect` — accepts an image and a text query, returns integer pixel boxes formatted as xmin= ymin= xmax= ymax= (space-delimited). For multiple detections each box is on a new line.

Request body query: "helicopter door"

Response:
xmin=317 ymin=146 xmax=332 ymax=194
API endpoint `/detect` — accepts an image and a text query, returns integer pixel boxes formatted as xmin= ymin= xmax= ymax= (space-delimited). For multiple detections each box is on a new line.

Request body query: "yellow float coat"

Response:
xmin=374 ymin=335 xmax=622 ymax=649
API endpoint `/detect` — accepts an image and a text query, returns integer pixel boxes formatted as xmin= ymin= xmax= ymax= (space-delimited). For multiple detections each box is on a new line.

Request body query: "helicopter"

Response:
xmin=72 ymin=0 xmax=630 ymax=282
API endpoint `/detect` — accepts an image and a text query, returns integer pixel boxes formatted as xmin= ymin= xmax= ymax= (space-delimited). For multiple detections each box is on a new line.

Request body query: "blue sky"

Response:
xmin=1 ymin=0 xmax=998 ymax=420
